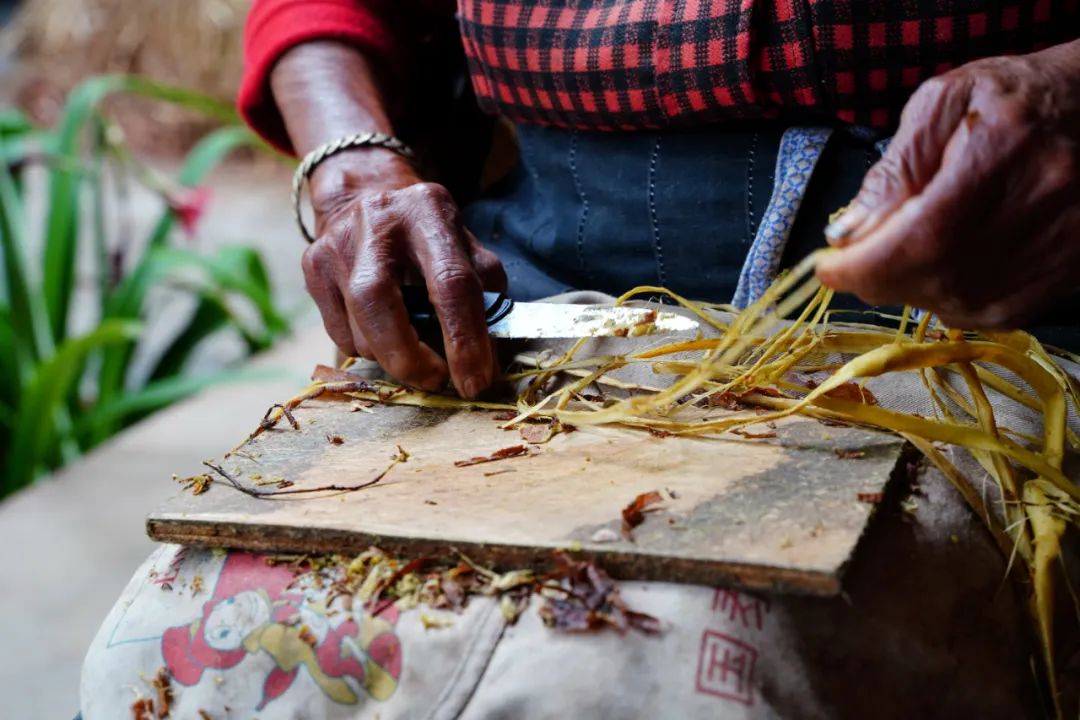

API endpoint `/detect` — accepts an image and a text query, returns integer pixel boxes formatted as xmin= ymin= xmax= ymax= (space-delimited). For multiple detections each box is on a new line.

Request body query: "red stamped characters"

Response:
xmin=712 ymin=587 xmax=770 ymax=631
xmin=695 ymin=588 xmax=770 ymax=706
xmin=696 ymin=631 xmax=758 ymax=706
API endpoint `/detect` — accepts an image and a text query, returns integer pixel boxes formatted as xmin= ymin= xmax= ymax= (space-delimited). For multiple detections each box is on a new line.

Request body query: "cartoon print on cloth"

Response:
xmin=161 ymin=553 xmax=402 ymax=710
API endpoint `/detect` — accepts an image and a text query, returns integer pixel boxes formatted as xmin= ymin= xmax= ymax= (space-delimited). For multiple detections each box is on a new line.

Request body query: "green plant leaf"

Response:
xmin=0 ymin=305 xmax=16 ymax=410
xmin=183 ymin=245 xmax=288 ymax=333
xmin=42 ymin=75 xmax=238 ymax=344
xmin=0 ymin=109 xmax=45 ymax=169
xmin=145 ymin=125 xmax=264 ymax=251
xmin=0 ymin=137 xmax=53 ymax=379
xmin=0 ymin=400 xmax=13 ymax=433
xmin=93 ymin=124 xmax=268 ymax=438
xmin=3 ymin=75 xmax=289 ymax=489
xmin=76 ymin=366 xmax=284 ymax=441
xmin=91 ymin=244 xmax=207 ymax=441
xmin=0 ymin=109 xmax=36 ymax=139
xmin=145 ymin=246 xmax=289 ymax=381
xmin=92 ymin=241 xmax=290 ymax=440
xmin=89 ymin=115 xmax=112 ymax=311
xmin=148 ymin=293 xmax=232 ymax=381
xmin=4 ymin=320 xmax=141 ymax=493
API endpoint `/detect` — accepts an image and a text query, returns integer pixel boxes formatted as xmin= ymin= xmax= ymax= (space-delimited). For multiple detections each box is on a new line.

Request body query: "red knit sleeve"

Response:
xmin=238 ymin=0 xmax=410 ymax=155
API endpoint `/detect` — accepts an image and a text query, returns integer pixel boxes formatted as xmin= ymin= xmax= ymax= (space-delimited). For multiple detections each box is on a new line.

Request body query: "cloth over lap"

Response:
xmin=80 ymin=294 xmax=1080 ymax=718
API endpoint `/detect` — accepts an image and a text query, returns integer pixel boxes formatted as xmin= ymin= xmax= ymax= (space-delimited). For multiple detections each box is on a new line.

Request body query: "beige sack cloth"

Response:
xmin=82 ymin=294 xmax=1079 ymax=718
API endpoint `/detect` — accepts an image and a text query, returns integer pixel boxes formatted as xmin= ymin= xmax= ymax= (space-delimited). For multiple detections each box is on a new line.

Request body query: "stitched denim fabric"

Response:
xmin=463 ymin=122 xmax=869 ymax=302
xmin=463 ymin=123 xmax=1080 ymax=350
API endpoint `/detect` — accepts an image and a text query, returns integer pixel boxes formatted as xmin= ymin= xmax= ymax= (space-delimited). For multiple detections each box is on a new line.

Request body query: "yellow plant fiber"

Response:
xmin=260 ymin=249 xmax=1077 ymax=715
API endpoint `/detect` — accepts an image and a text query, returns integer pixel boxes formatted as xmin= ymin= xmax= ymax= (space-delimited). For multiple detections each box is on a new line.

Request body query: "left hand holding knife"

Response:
xmin=301 ymin=152 xmax=507 ymax=399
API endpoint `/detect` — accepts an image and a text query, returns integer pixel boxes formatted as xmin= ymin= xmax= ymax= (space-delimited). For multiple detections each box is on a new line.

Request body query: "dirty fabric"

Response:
xmin=82 ymin=461 xmax=1036 ymax=720
xmin=81 ymin=299 xmax=1080 ymax=718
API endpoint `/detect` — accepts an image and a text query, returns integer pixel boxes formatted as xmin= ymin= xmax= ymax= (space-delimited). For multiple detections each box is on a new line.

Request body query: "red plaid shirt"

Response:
xmin=241 ymin=0 xmax=1079 ymax=151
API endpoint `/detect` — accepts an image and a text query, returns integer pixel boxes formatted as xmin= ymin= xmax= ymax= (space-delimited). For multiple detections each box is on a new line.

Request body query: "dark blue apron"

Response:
xmin=463 ymin=123 xmax=1080 ymax=350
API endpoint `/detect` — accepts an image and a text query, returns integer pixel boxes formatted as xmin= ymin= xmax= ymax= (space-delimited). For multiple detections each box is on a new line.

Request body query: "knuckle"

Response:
xmin=348 ymin=271 xmax=393 ymax=308
xmin=916 ymin=75 xmax=950 ymax=101
xmin=382 ymin=349 xmax=425 ymax=379
xmin=413 ymin=182 xmax=453 ymax=205
xmin=918 ymin=271 xmax=952 ymax=305
xmin=473 ymin=249 xmax=505 ymax=278
xmin=983 ymin=96 xmax=1033 ymax=131
xmin=301 ymin=241 xmax=334 ymax=278
xmin=360 ymin=190 xmax=395 ymax=213
xmin=300 ymin=246 xmax=321 ymax=278
xmin=365 ymin=211 xmax=398 ymax=239
xmin=970 ymin=61 xmax=1020 ymax=97
xmin=858 ymin=157 xmax=910 ymax=204
xmin=411 ymin=184 xmax=460 ymax=231
xmin=429 ymin=265 xmax=480 ymax=304
xmin=906 ymin=76 xmax=950 ymax=115
xmin=813 ymin=262 xmax=843 ymax=290
xmin=901 ymin=72 xmax=968 ymax=129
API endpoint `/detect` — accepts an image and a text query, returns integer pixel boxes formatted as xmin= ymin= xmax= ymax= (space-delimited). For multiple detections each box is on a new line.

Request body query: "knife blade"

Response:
xmin=402 ymin=288 xmax=699 ymax=339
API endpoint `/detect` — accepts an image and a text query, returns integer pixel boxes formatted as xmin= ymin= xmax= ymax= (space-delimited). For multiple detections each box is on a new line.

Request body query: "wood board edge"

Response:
xmin=147 ymin=516 xmax=841 ymax=597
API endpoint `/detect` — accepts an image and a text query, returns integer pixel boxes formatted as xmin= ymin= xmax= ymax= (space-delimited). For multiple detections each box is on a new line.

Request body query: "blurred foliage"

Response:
xmin=0 ymin=75 xmax=289 ymax=496
xmin=2 ymin=0 xmax=250 ymax=154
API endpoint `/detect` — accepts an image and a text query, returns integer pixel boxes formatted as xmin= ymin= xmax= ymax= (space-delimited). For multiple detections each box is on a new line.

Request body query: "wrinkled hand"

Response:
xmin=301 ymin=150 xmax=507 ymax=397
xmin=818 ymin=39 xmax=1080 ymax=328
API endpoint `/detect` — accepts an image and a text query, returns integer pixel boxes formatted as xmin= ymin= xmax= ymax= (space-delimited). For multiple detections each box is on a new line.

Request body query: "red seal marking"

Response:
xmin=712 ymin=588 xmax=769 ymax=631
xmin=695 ymin=630 xmax=757 ymax=705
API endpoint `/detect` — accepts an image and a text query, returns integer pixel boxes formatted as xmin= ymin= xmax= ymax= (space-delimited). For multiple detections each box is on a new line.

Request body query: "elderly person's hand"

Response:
xmin=303 ymin=150 xmax=506 ymax=398
xmin=272 ymin=42 xmax=506 ymax=398
xmin=818 ymin=39 xmax=1080 ymax=329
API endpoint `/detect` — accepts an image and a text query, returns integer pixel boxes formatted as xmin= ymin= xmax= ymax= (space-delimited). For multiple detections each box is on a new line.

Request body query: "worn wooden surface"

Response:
xmin=148 ymin=398 xmax=908 ymax=596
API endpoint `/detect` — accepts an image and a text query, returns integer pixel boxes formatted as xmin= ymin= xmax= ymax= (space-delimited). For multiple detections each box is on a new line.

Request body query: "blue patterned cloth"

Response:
xmin=731 ymin=127 xmax=834 ymax=309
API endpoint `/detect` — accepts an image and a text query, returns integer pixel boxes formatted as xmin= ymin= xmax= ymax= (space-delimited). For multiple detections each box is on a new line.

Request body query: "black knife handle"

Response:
xmin=401 ymin=286 xmax=514 ymax=329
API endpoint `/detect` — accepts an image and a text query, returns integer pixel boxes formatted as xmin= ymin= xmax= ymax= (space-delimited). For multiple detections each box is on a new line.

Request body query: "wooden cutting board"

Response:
xmin=148 ymin=396 xmax=907 ymax=596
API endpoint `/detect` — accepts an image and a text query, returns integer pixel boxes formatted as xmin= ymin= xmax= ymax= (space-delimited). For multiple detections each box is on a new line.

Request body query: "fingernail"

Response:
xmin=462 ymin=375 xmax=486 ymax=399
xmin=824 ymin=205 xmax=868 ymax=245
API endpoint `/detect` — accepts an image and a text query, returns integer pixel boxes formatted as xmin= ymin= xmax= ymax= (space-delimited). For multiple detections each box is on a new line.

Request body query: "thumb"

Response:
xmin=826 ymin=74 xmax=974 ymax=247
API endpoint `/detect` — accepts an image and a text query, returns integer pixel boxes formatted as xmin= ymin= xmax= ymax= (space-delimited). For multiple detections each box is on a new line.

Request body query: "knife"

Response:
xmin=402 ymin=287 xmax=699 ymax=339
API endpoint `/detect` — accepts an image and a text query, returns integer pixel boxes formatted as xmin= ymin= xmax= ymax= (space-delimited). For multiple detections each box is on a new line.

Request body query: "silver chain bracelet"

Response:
xmin=291 ymin=132 xmax=415 ymax=244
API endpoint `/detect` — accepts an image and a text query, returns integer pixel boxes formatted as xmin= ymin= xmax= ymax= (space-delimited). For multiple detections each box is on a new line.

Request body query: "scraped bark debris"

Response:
xmin=538 ymin=553 xmax=662 ymax=634
xmin=202 ymin=445 xmax=408 ymax=499
xmin=454 ymin=444 xmax=529 ymax=467
xmin=833 ymin=448 xmax=867 ymax=460
xmin=173 ymin=473 xmax=211 ymax=496
xmin=621 ymin=490 xmax=664 ymax=541
xmin=731 ymin=428 xmax=778 ymax=439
